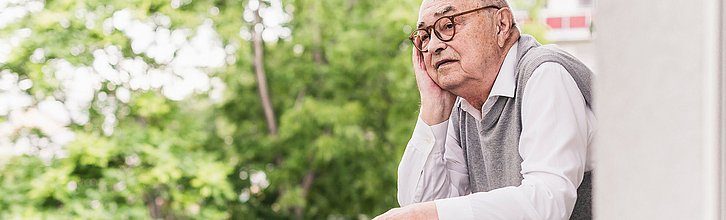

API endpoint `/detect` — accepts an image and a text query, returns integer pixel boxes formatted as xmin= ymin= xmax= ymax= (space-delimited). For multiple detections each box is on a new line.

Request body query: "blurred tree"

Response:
xmin=0 ymin=0 xmax=241 ymax=218
xmin=0 ymin=0 xmax=421 ymax=219
xmin=220 ymin=0 xmax=422 ymax=218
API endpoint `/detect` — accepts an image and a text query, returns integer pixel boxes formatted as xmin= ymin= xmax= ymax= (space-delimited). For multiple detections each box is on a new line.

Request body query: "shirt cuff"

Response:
xmin=429 ymin=118 xmax=448 ymax=154
xmin=410 ymin=116 xmax=448 ymax=153
xmin=435 ymin=196 xmax=474 ymax=220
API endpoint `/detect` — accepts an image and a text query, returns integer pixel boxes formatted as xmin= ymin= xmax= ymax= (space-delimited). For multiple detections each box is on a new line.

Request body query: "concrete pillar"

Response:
xmin=594 ymin=0 xmax=724 ymax=219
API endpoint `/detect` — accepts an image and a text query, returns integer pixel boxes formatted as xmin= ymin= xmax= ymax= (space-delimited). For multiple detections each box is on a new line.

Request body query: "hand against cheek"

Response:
xmin=412 ymin=49 xmax=456 ymax=125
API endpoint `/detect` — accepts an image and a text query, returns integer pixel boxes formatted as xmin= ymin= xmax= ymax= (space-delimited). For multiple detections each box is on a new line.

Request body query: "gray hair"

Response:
xmin=482 ymin=0 xmax=509 ymax=8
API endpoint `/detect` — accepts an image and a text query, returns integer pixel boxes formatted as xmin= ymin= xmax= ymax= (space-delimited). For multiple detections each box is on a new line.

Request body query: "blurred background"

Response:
xmin=0 ymin=0 xmax=594 ymax=219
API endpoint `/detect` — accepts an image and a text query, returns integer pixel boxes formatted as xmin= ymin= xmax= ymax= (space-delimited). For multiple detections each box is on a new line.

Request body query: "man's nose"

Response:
xmin=427 ymin=34 xmax=447 ymax=55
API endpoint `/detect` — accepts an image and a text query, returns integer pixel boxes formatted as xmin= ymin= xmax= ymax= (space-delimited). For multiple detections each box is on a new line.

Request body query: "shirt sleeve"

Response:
xmin=397 ymin=112 xmax=470 ymax=207
xmin=433 ymin=62 xmax=591 ymax=220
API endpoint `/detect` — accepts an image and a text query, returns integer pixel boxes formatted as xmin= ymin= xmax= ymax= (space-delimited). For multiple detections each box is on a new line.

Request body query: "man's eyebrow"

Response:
xmin=434 ymin=6 xmax=455 ymax=17
xmin=417 ymin=6 xmax=456 ymax=28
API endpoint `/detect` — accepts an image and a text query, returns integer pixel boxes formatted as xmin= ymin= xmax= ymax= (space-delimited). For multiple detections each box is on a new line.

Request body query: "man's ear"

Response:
xmin=495 ymin=7 xmax=514 ymax=47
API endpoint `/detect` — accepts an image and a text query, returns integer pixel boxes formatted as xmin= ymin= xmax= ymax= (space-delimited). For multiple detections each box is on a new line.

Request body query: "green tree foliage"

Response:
xmin=0 ymin=0 xmax=547 ymax=219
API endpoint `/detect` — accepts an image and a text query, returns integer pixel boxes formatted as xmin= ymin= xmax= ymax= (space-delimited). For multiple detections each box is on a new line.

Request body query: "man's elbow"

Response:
xmin=397 ymin=189 xmax=413 ymax=207
xmin=522 ymin=177 xmax=579 ymax=220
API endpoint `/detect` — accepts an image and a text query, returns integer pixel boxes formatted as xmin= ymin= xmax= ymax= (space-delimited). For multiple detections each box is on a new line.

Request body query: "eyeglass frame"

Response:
xmin=409 ymin=5 xmax=502 ymax=52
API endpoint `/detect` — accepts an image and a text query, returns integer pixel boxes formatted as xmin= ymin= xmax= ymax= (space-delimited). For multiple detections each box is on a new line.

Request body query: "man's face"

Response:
xmin=417 ymin=0 xmax=500 ymax=91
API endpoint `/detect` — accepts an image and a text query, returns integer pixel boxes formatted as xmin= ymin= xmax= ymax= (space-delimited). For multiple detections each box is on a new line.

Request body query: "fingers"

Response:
xmin=418 ymin=50 xmax=427 ymax=71
xmin=412 ymin=48 xmax=426 ymax=73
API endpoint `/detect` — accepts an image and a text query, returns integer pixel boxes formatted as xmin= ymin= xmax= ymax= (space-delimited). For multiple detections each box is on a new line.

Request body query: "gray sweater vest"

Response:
xmin=450 ymin=35 xmax=593 ymax=219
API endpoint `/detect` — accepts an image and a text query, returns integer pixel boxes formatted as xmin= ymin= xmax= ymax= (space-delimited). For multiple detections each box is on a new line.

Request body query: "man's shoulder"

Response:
xmin=514 ymin=44 xmax=594 ymax=107
xmin=519 ymin=45 xmax=574 ymax=68
xmin=516 ymin=44 xmax=591 ymax=81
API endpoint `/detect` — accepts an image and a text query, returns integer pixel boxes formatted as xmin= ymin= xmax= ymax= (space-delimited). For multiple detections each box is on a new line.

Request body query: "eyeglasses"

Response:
xmin=409 ymin=5 xmax=501 ymax=52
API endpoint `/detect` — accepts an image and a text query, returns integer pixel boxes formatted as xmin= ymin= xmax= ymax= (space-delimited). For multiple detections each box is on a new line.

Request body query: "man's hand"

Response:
xmin=413 ymin=49 xmax=456 ymax=125
xmin=373 ymin=201 xmax=438 ymax=220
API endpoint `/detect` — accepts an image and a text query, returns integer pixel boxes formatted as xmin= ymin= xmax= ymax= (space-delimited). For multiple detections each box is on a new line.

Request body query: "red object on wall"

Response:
xmin=570 ymin=16 xmax=587 ymax=28
xmin=546 ymin=17 xmax=563 ymax=29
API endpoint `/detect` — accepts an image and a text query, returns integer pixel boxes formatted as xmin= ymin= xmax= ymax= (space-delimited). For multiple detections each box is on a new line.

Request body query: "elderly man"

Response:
xmin=374 ymin=0 xmax=595 ymax=219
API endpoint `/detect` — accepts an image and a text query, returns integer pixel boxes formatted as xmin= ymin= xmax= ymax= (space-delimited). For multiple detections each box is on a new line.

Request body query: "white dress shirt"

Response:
xmin=397 ymin=42 xmax=597 ymax=220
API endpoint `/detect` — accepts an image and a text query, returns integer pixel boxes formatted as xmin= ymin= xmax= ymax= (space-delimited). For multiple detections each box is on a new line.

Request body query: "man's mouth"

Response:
xmin=435 ymin=59 xmax=458 ymax=69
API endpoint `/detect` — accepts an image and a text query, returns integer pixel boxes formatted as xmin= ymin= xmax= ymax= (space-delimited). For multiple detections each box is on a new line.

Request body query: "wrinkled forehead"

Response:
xmin=417 ymin=0 xmax=477 ymax=28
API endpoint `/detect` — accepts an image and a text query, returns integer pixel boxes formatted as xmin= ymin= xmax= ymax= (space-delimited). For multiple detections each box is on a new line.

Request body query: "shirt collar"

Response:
xmin=488 ymin=41 xmax=518 ymax=99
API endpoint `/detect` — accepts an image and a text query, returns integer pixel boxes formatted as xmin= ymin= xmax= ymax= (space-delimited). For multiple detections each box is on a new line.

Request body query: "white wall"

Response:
xmin=594 ymin=0 xmax=723 ymax=219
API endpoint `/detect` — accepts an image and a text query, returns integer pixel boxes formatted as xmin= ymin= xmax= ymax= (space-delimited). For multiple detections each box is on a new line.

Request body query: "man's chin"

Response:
xmin=436 ymin=79 xmax=459 ymax=92
xmin=434 ymin=72 xmax=456 ymax=89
